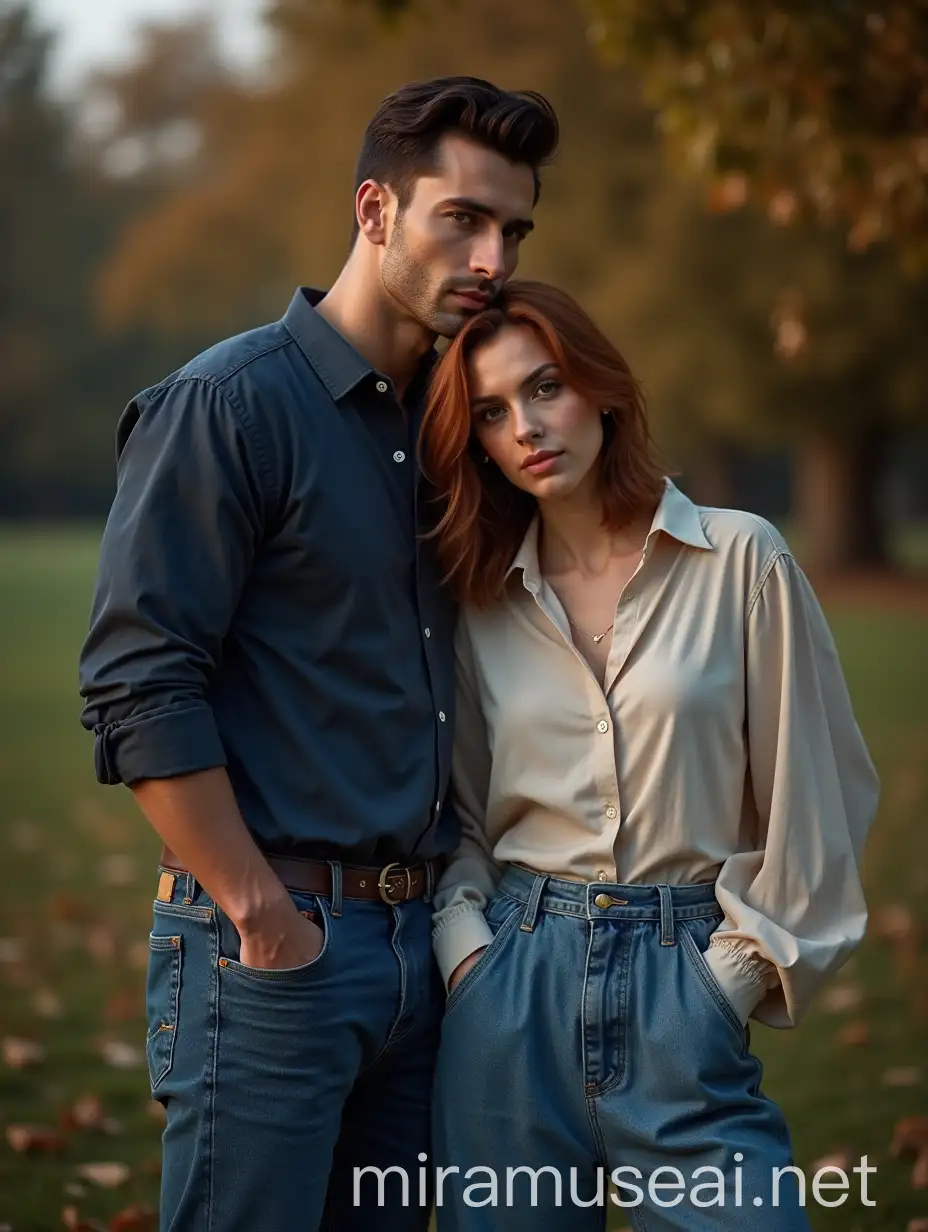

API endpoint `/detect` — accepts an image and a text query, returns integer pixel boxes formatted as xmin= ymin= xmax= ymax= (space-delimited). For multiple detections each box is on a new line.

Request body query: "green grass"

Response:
xmin=0 ymin=526 xmax=927 ymax=1230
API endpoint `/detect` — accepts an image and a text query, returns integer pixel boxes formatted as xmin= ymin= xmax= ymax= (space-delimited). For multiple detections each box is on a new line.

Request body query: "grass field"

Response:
xmin=0 ymin=525 xmax=926 ymax=1231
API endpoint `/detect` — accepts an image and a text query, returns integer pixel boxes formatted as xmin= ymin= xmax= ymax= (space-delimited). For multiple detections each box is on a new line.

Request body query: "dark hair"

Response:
xmin=351 ymin=76 xmax=559 ymax=239
xmin=419 ymin=281 xmax=667 ymax=607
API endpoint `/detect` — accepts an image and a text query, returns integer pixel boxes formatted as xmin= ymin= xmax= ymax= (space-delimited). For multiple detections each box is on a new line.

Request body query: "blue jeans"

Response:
xmin=433 ymin=867 xmax=811 ymax=1231
xmin=146 ymin=862 xmax=443 ymax=1231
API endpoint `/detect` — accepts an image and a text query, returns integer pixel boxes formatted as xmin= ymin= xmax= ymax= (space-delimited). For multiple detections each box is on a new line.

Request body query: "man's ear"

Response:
xmin=356 ymin=180 xmax=391 ymax=246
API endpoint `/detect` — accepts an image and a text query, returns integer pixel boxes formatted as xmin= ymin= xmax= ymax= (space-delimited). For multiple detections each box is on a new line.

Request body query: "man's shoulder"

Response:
xmin=146 ymin=320 xmax=295 ymax=403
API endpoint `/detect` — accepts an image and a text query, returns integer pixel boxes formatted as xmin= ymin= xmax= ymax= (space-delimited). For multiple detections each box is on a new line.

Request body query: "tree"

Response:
xmin=90 ymin=0 xmax=928 ymax=569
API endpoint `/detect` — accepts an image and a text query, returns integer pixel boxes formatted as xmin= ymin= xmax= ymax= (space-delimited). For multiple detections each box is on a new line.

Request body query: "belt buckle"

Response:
xmin=378 ymin=862 xmax=412 ymax=905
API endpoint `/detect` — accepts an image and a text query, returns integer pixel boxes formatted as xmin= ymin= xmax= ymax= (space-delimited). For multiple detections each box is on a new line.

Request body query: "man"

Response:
xmin=79 ymin=76 xmax=558 ymax=1231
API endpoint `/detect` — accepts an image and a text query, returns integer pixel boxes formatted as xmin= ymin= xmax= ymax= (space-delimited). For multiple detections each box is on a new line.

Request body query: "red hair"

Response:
xmin=419 ymin=280 xmax=666 ymax=606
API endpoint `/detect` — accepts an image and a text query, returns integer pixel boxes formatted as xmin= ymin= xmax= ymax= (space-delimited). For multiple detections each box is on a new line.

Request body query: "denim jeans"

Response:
xmin=146 ymin=861 xmax=443 ymax=1231
xmin=433 ymin=866 xmax=811 ymax=1231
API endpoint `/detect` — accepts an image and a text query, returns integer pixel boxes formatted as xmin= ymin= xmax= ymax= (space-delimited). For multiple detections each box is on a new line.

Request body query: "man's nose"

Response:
xmin=469 ymin=231 xmax=505 ymax=283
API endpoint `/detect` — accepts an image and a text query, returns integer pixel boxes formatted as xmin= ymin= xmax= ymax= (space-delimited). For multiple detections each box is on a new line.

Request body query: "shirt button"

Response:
xmin=438 ymin=711 xmax=446 ymax=722
xmin=424 ymin=628 xmax=431 ymax=638
xmin=605 ymin=805 xmax=617 ymax=820
xmin=597 ymin=719 xmax=610 ymax=734
xmin=594 ymin=893 xmax=612 ymax=909
xmin=393 ymin=450 xmax=406 ymax=463
xmin=376 ymin=380 xmax=389 ymax=393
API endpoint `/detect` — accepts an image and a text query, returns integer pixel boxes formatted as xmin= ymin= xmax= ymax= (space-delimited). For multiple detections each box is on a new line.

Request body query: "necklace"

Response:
xmin=568 ymin=617 xmax=612 ymax=645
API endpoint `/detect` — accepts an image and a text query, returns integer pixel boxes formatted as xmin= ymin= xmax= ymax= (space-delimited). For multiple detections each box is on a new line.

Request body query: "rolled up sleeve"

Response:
xmin=431 ymin=619 xmax=502 ymax=988
xmin=705 ymin=548 xmax=880 ymax=1028
xmin=79 ymin=378 xmax=271 ymax=786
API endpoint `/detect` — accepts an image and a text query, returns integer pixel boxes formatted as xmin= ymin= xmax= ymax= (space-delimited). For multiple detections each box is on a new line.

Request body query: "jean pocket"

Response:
xmin=678 ymin=921 xmax=746 ymax=1045
xmin=146 ymin=932 xmax=182 ymax=1091
xmin=445 ymin=895 xmax=523 ymax=1014
xmin=217 ymin=894 xmax=331 ymax=984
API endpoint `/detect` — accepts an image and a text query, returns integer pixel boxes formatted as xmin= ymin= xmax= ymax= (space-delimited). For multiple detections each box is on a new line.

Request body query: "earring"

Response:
xmin=601 ymin=408 xmax=610 ymax=416
xmin=483 ymin=454 xmax=490 ymax=464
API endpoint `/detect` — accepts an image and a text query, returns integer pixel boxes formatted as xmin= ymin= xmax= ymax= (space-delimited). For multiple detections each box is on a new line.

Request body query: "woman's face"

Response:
xmin=469 ymin=324 xmax=604 ymax=504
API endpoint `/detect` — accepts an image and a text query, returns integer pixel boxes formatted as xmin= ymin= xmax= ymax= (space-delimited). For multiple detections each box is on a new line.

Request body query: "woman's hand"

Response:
xmin=448 ymin=946 xmax=488 ymax=992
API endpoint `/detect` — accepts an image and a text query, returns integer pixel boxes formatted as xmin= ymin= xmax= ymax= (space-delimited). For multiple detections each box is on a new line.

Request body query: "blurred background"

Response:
xmin=0 ymin=1 xmax=926 ymax=1229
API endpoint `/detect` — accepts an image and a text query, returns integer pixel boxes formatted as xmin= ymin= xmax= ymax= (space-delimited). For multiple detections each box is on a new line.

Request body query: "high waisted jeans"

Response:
xmin=432 ymin=866 xmax=811 ymax=1231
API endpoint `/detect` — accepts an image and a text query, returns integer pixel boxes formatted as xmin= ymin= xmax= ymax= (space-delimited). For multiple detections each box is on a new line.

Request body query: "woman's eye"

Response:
xmin=535 ymin=380 xmax=560 ymax=397
xmin=481 ymin=405 xmax=507 ymax=423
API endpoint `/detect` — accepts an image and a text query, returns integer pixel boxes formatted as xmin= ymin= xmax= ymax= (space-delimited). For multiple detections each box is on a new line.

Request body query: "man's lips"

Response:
xmin=521 ymin=450 xmax=563 ymax=472
xmin=451 ymin=289 xmax=492 ymax=309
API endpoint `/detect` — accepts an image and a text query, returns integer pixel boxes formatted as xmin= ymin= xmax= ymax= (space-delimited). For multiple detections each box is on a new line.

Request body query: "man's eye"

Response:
xmin=450 ymin=212 xmax=475 ymax=225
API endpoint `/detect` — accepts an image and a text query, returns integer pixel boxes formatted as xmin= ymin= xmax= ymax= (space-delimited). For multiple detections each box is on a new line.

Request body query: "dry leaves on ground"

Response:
xmin=821 ymin=984 xmax=862 ymax=1013
xmin=6 ymin=1124 xmax=64 ymax=1153
xmin=98 ymin=1041 xmax=143 ymax=1070
xmin=882 ymin=1066 xmax=923 ymax=1087
xmin=836 ymin=1020 xmax=870 ymax=1046
xmin=74 ymin=1162 xmax=131 ymax=1189
xmin=2 ymin=1036 xmax=45 ymax=1069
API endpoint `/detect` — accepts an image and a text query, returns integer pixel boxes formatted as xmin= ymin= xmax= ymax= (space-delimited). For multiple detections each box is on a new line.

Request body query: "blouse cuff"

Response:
xmin=432 ymin=903 xmax=495 ymax=990
xmin=704 ymin=939 xmax=772 ymax=1025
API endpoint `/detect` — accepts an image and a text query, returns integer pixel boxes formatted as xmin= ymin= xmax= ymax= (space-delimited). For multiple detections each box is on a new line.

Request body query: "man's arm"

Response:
xmin=133 ymin=769 xmax=321 ymax=968
xmin=80 ymin=377 xmax=318 ymax=968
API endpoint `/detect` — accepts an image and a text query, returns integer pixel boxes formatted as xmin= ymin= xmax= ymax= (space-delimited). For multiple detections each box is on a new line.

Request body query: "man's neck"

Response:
xmin=315 ymin=252 xmax=436 ymax=400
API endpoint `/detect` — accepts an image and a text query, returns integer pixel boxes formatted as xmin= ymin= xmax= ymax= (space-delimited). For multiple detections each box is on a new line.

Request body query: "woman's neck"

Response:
xmin=538 ymin=485 xmax=650 ymax=578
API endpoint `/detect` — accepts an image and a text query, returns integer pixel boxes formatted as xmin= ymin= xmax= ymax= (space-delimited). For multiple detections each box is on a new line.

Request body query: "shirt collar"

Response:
xmin=505 ymin=478 xmax=713 ymax=593
xmin=282 ymin=286 xmax=438 ymax=404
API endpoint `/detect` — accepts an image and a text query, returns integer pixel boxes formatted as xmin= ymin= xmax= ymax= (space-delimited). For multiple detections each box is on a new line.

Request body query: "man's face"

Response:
xmin=379 ymin=134 xmax=537 ymax=337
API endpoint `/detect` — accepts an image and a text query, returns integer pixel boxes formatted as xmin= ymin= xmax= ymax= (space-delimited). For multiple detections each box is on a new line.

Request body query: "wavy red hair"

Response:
xmin=419 ymin=280 xmax=666 ymax=606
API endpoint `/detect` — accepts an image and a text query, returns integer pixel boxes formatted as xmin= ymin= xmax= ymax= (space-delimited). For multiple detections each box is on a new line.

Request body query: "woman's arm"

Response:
xmin=704 ymin=544 xmax=880 ymax=1027
xmin=431 ymin=618 xmax=503 ymax=990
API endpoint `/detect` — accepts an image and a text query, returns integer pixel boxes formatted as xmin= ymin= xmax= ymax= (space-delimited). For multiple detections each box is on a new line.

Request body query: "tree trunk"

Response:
xmin=793 ymin=424 xmax=890 ymax=573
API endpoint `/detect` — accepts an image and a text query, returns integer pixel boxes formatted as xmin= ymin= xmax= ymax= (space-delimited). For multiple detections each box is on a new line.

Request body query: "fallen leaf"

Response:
xmin=86 ymin=928 xmax=117 ymax=963
xmin=915 ymin=1150 xmax=928 ymax=1190
xmin=109 ymin=1206 xmax=155 ymax=1232
xmin=872 ymin=903 xmax=916 ymax=940
xmin=837 ymin=1020 xmax=870 ymax=1046
xmin=10 ymin=818 xmax=40 ymax=852
xmin=34 ymin=988 xmax=63 ymax=1019
xmin=0 ymin=938 xmax=26 ymax=964
xmin=882 ymin=1066 xmax=923 ymax=1087
xmin=892 ymin=1116 xmax=928 ymax=1159
xmin=2 ymin=1037 xmax=46 ymax=1069
xmin=61 ymin=1207 xmax=107 ymax=1232
xmin=99 ymin=1041 xmax=143 ymax=1070
xmin=906 ymin=1220 xmax=928 ymax=1231
xmin=811 ymin=1150 xmax=852 ymax=1172
xmin=127 ymin=943 xmax=149 ymax=971
xmin=100 ymin=855 xmax=137 ymax=888
xmin=146 ymin=1100 xmax=166 ymax=1125
xmin=821 ymin=985 xmax=862 ymax=1013
xmin=5 ymin=1124 xmax=64 ymax=1153
xmin=75 ymin=1163 xmax=131 ymax=1189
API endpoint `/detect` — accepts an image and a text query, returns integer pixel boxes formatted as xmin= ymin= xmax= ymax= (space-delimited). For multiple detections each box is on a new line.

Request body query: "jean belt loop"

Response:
xmin=328 ymin=860 xmax=343 ymax=917
xmin=183 ymin=872 xmax=195 ymax=904
xmin=424 ymin=859 xmax=434 ymax=904
xmin=657 ymin=884 xmax=675 ymax=946
xmin=520 ymin=873 xmax=548 ymax=933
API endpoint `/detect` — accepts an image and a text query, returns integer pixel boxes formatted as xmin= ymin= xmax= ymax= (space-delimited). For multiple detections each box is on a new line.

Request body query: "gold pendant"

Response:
xmin=592 ymin=632 xmax=607 ymax=644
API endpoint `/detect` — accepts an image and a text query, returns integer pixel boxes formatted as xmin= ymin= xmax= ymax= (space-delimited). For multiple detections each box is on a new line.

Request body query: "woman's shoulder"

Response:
xmin=693 ymin=500 xmax=793 ymax=568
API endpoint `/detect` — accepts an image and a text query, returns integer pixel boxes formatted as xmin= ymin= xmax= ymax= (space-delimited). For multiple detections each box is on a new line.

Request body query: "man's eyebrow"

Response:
xmin=471 ymin=363 xmax=559 ymax=408
xmin=439 ymin=197 xmax=535 ymax=235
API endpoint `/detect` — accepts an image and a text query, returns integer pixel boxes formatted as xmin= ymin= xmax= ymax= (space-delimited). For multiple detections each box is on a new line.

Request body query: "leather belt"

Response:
xmin=159 ymin=844 xmax=435 ymax=905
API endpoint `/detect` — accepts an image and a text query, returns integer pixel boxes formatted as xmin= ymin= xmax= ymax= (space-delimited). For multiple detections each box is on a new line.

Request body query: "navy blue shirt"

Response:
xmin=79 ymin=288 xmax=458 ymax=864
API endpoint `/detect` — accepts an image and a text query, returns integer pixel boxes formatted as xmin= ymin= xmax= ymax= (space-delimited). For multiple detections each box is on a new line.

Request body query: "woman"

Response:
xmin=418 ymin=281 xmax=879 ymax=1231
